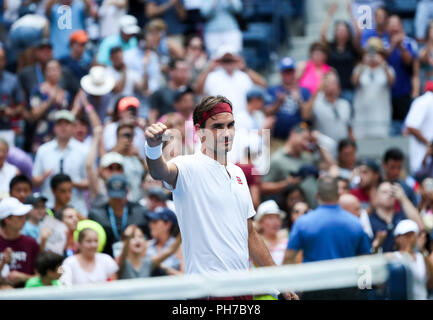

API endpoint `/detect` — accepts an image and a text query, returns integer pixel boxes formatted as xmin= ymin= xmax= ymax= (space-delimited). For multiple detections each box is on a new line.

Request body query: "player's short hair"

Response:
xmin=193 ymin=95 xmax=233 ymax=128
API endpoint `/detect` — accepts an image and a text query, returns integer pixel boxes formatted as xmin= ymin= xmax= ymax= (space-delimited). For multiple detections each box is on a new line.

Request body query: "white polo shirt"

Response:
xmin=164 ymin=151 xmax=256 ymax=275
xmin=405 ymin=91 xmax=433 ymax=173
xmin=32 ymin=138 xmax=89 ymax=216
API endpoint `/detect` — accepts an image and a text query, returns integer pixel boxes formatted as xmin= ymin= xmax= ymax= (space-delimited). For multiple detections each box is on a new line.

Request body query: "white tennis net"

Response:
xmin=0 ymin=254 xmax=401 ymax=300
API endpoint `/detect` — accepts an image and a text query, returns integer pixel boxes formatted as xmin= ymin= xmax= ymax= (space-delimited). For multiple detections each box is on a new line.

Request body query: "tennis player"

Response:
xmin=145 ymin=95 xmax=298 ymax=300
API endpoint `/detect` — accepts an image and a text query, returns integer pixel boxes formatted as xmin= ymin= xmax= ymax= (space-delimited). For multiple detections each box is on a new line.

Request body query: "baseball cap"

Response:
xmin=118 ymin=96 xmax=140 ymax=113
xmin=246 ymin=86 xmax=272 ymax=104
xmin=147 ymin=207 xmax=178 ymax=225
xmin=279 ymin=57 xmax=295 ymax=71
xmin=0 ymin=197 xmax=33 ymax=220
xmin=214 ymin=44 xmax=239 ymax=60
xmin=35 ymin=38 xmax=52 ymax=49
xmin=106 ymin=174 xmax=128 ymax=199
xmin=119 ymin=15 xmax=140 ymax=35
xmin=359 ymin=159 xmax=380 ymax=173
xmin=254 ymin=200 xmax=286 ymax=222
xmin=100 ymin=152 xmax=124 ymax=169
xmin=25 ymin=194 xmax=48 ymax=206
xmin=55 ymin=110 xmax=75 ymax=123
xmin=70 ymin=30 xmax=89 ymax=44
xmin=394 ymin=219 xmax=419 ymax=237
xmin=148 ymin=187 xmax=167 ymax=202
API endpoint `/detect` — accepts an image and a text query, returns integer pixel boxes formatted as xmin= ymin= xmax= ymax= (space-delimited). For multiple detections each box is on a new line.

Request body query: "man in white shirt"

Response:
xmin=405 ymin=81 xmax=433 ymax=174
xmin=145 ymin=95 xmax=297 ymax=300
xmin=194 ymin=45 xmax=266 ymax=117
xmin=32 ymin=110 xmax=89 ymax=216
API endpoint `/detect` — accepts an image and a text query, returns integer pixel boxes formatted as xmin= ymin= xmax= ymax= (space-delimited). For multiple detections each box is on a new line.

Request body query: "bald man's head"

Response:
xmin=339 ymin=194 xmax=362 ymax=218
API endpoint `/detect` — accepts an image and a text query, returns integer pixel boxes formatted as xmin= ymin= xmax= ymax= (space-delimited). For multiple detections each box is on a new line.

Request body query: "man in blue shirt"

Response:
xmin=267 ymin=57 xmax=312 ymax=140
xmin=284 ymin=176 xmax=371 ymax=265
xmin=360 ymin=6 xmax=390 ymax=49
xmin=387 ymin=15 xmax=419 ymax=136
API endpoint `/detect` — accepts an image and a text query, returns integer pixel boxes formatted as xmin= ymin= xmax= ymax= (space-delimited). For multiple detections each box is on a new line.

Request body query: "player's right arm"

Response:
xmin=145 ymin=122 xmax=179 ymax=188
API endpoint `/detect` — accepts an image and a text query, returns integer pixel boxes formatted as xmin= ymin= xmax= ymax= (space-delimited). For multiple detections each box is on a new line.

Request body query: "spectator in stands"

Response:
xmin=321 ymin=2 xmax=362 ymax=104
xmin=339 ymin=193 xmax=374 ymax=240
xmin=56 ymin=206 xmax=79 ymax=256
xmin=32 ymin=110 xmax=89 ymax=216
xmin=335 ymin=138 xmax=357 ymax=181
xmin=72 ymin=114 xmax=92 ymax=150
xmin=146 ymin=0 xmax=186 ymax=41
xmin=284 ymin=177 xmax=371 ymax=300
xmin=360 ymin=5 xmax=390 ymax=49
xmin=88 ymin=174 xmax=149 ymax=258
xmin=261 ymin=123 xmax=334 ymax=209
xmin=87 ymin=133 xmax=125 ymax=203
xmin=200 ymin=0 xmax=242 ymax=57
xmin=184 ymin=35 xmax=208 ymax=84
xmin=146 ymin=207 xmax=184 ymax=275
xmin=387 ymin=15 xmax=419 ymax=136
xmin=280 ymin=185 xmax=307 ymax=227
xmin=29 ymin=59 xmax=70 ymax=153
xmin=195 ymin=45 xmax=266 ymax=117
xmin=107 ymin=47 xmax=146 ymax=105
xmin=0 ymin=139 xmax=20 ymax=199
xmin=254 ymin=200 xmax=288 ymax=266
xmin=419 ymin=21 xmax=433 ymax=89
xmin=297 ymin=42 xmax=331 ymax=95
xmin=97 ymin=15 xmax=140 ymax=67
xmin=369 ymin=181 xmax=424 ymax=252
xmin=118 ymin=224 xmax=181 ymax=280
xmin=142 ymin=187 xmax=168 ymax=212
xmin=405 ymin=81 xmax=433 ymax=174
xmin=415 ymin=143 xmax=433 ymax=182
xmin=415 ymin=0 xmax=433 ymax=43
xmin=123 ymin=20 xmax=164 ymax=96
xmin=267 ymin=57 xmax=312 ymax=141
xmin=45 ymin=0 xmax=96 ymax=59
xmin=391 ymin=219 xmax=433 ymax=299
xmin=24 ymin=251 xmax=64 ymax=288
xmin=382 ymin=147 xmax=417 ymax=206
xmin=79 ymin=66 xmax=115 ymax=124
xmin=351 ymin=159 xmax=382 ymax=210
xmin=110 ymin=122 xmax=147 ymax=202
xmin=58 ymin=30 xmax=92 ymax=86
xmin=49 ymin=173 xmax=73 ymax=218
xmin=149 ymin=58 xmax=190 ymax=124
xmin=9 ymin=175 xmax=32 ymax=205
xmin=352 ymin=37 xmax=395 ymax=138
xmin=60 ymin=228 xmax=118 ymax=285
xmin=98 ymin=0 xmax=127 ymax=39
xmin=306 ymin=70 xmax=353 ymax=144
xmin=0 ymin=197 xmax=38 ymax=287
xmin=21 ymin=194 xmax=47 ymax=240
xmin=0 ymin=46 xmax=25 ymax=148
xmin=418 ymin=178 xmax=433 ymax=233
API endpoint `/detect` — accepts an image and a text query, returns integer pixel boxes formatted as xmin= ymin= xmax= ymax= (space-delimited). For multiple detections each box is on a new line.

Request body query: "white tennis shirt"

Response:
xmin=164 ymin=150 xmax=256 ymax=275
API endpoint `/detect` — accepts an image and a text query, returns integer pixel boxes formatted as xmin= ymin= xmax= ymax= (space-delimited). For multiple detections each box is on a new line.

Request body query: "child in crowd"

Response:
xmin=25 ymin=251 xmax=65 ymax=288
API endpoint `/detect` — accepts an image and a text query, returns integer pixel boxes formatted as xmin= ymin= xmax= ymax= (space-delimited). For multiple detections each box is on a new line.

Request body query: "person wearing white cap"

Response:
xmin=0 ymin=197 xmax=39 ymax=287
xmin=97 ymin=14 xmax=140 ymax=66
xmin=32 ymin=109 xmax=90 ymax=216
xmin=391 ymin=219 xmax=433 ymax=300
xmin=195 ymin=43 xmax=266 ymax=117
xmin=254 ymin=200 xmax=288 ymax=266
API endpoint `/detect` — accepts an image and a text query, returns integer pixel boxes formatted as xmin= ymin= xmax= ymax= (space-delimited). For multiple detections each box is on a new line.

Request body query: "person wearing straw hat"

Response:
xmin=79 ymin=66 xmax=115 ymax=123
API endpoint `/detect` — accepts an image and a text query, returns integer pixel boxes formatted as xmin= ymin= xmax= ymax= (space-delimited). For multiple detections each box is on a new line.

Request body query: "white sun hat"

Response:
xmin=80 ymin=66 xmax=115 ymax=96
xmin=0 ymin=197 xmax=33 ymax=220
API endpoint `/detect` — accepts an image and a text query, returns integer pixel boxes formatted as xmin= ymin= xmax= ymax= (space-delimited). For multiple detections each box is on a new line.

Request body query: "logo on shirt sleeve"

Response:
xmin=236 ymin=176 xmax=243 ymax=185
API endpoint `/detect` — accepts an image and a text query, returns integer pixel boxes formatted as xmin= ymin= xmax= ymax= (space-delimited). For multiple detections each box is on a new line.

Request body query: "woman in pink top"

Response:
xmin=297 ymin=42 xmax=331 ymax=94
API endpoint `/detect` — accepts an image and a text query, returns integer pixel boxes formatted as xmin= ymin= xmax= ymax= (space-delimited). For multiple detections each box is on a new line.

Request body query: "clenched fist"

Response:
xmin=145 ymin=122 xmax=169 ymax=147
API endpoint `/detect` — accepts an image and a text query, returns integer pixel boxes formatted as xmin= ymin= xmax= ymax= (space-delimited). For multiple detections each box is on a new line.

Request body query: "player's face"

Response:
xmin=202 ymin=112 xmax=235 ymax=154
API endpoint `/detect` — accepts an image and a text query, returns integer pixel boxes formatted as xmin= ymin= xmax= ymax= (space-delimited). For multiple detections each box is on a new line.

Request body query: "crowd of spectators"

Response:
xmin=0 ymin=0 xmax=433 ymax=299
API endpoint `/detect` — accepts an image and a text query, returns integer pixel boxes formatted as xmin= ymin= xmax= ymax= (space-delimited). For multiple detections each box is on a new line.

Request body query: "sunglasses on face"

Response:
xmin=220 ymin=59 xmax=236 ymax=64
xmin=121 ymin=132 xmax=133 ymax=140
xmin=107 ymin=164 xmax=123 ymax=171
